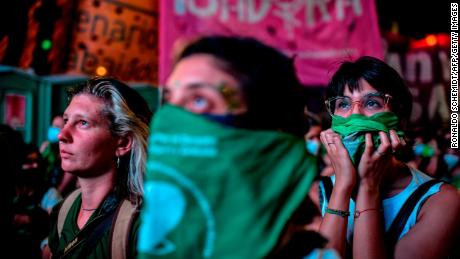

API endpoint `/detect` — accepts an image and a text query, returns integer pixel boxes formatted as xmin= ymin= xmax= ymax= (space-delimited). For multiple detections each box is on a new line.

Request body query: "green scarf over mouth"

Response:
xmin=331 ymin=112 xmax=404 ymax=165
xmin=137 ymin=105 xmax=317 ymax=259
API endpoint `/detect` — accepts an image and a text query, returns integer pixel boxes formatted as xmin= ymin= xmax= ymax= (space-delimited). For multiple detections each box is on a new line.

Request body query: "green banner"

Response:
xmin=138 ymin=105 xmax=317 ymax=258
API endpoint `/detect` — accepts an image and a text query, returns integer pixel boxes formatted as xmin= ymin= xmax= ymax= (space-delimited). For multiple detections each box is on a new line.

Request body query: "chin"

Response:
xmin=61 ymin=163 xmax=80 ymax=174
xmin=61 ymin=167 xmax=77 ymax=174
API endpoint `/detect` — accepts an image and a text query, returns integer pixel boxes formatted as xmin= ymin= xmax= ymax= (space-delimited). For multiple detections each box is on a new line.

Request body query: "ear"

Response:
xmin=115 ymin=134 xmax=133 ymax=157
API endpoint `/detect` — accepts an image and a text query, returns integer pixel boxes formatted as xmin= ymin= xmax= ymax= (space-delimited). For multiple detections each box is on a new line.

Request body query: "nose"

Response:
xmin=167 ymin=94 xmax=181 ymax=106
xmin=350 ymin=101 xmax=364 ymax=115
xmin=58 ymin=124 xmax=72 ymax=143
xmin=165 ymin=89 xmax=186 ymax=108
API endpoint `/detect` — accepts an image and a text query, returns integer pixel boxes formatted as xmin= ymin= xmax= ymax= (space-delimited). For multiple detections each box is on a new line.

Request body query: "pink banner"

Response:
xmin=160 ymin=0 xmax=383 ymax=86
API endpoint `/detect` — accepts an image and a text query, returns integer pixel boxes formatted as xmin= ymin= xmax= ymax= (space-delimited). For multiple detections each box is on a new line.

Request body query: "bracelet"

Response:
xmin=326 ymin=207 xmax=350 ymax=218
xmin=354 ymin=208 xmax=383 ymax=218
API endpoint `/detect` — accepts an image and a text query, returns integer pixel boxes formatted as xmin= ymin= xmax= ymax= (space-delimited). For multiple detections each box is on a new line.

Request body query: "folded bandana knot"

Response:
xmin=331 ymin=112 xmax=404 ymax=165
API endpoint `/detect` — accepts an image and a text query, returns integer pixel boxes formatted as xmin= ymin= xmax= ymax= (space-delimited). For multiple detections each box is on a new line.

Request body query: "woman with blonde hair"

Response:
xmin=47 ymin=77 xmax=151 ymax=258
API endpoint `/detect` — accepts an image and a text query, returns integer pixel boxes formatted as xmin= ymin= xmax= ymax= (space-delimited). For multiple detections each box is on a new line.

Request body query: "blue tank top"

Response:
xmin=319 ymin=167 xmax=442 ymax=241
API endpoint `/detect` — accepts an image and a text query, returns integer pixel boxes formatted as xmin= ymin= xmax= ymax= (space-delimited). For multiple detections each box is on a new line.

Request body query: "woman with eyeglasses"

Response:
xmin=318 ymin=56 xmax=460 ymax=259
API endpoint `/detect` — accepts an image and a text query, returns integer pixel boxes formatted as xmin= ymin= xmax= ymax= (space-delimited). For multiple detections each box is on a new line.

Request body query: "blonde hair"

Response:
xmin=68 ymin=77 xmax=152 ymax=204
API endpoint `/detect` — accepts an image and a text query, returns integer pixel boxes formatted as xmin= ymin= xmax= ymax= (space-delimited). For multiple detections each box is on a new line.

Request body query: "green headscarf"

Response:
xmin=331 ymin=112 xmax=404 ymax=165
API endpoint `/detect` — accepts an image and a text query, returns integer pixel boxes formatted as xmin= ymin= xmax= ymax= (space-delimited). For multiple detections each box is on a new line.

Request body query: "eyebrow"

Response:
xmin=164 ymin=81 xmax=243 ymax=112
xmin=167 ymin=82 xmax=220 ymax=90
xmin=63 ymin=113 xmax=98 ymax=124
xmin=341 ymin=92 xmax=383 ymax=98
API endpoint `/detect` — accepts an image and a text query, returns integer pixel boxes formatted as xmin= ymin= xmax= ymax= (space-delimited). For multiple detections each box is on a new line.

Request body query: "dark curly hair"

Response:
xmin=327 ymin=56 xmax=413 ymax=127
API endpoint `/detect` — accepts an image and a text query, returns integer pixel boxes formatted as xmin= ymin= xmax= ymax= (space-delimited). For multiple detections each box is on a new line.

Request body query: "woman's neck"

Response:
xmin=381 ymin=158 xmax=412 ymax=198
xmin=78 ymin=171 xmax=116 ymax=212
xmin=76 ymin=171 xmax=116 ymax=229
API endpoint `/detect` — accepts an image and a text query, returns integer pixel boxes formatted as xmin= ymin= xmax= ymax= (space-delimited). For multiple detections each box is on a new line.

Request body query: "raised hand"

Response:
xmin=320 ymin=129 xmax=357 ymax=191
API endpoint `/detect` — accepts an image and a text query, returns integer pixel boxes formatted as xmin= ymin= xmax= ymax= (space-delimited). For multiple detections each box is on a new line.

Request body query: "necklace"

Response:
xmin=81 ymin=207 xmax=97 ymax=211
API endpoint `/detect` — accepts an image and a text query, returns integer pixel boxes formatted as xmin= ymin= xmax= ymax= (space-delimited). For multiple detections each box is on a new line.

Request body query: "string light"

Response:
xmin=41 ymin=39 xmax=52 ymax=50
xmin=96 ymin=66 xmax=108 ymax=76
xmin=426 ymin=34 xmax=437 ymax=46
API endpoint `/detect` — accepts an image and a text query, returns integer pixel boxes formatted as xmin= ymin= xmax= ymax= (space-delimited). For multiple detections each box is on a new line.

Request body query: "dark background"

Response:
xmin=376 ymin=0 xmax=451 ymax=39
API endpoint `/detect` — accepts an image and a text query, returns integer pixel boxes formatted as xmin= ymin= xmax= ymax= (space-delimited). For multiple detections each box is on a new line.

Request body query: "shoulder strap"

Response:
xmin=55 ymin=202 xmax=118 ymax=258
xmin=75 ymin=209 xmax=118 ymax=259
xmin=320 ymin=176 xmax=333 ymax=202
xmin=58 ymin=189 xmax=81 ymax=238
xmin=110 ymin=199 xmax=138 ymax=259
xmin=386 ymin=179 xmax=441 ymax=247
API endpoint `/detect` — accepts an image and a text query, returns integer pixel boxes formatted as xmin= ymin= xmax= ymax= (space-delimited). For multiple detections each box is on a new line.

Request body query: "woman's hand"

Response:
xmin=357 ymin=130 xmax=404 ymax=188
xmin=320 ymin=129 xmax=356 ymax=191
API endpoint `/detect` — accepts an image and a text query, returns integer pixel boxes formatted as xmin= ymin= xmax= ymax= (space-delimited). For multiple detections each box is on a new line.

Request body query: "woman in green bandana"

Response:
xmin=137 ymin=36 xmax=335 ymax=259
xmin=318 ymin=56 xmax=460 ymax=259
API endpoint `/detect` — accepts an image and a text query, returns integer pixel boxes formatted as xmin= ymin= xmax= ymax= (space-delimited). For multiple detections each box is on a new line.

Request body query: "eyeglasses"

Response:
xmin=325 ymin=92 xmax=392 ymax=117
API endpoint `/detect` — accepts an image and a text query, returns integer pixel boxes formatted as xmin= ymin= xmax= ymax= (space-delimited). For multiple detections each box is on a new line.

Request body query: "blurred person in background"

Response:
xmin=137 ymin=36 xmax=337 ymax=259
xmin=303 ymin=111 xmax=331 ymax=232
xmin=0 ymin=124 xmax=25 ymax=254
xmin=439 ymin=130 xmax=460 ymax=188
xmin=304 ymin=111 xmax=334 ymax=178
xmin=445 ymin=147 xmax=460 ymax=188
xmin=305 ymin=112 xmax=323 ymax=157
xmin=13 ymin=143 xmax=50 ymax=259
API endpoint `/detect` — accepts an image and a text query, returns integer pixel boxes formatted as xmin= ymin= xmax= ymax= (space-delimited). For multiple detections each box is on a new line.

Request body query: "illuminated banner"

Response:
xmin=386 ymin=47 xmax=451 ymax=127
xmin=160 ymin=0 xmax=383 ymax=86
xmin=67 ymin=0 xmax=158 ymax=84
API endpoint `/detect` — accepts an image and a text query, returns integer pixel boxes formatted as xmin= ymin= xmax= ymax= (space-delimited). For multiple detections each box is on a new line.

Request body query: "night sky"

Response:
xmin=376 ymin=0 xmax=451 ymax=38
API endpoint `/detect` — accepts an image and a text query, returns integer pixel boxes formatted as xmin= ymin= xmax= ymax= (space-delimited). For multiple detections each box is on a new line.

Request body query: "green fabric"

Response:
xmin=48 ymin=192 xmax=139 ymax=259
xmin=42 ymin=143 xmax=58 ymax=183
xmin=451 ymin=175 xmax=460 ymax=189
xmin=331 ymin=112 xmax=404 ymax=165
xmin=137 ymin=105 xmax=317 ymax=259
xmin=42 ymin=143 xmax=56 ymax=175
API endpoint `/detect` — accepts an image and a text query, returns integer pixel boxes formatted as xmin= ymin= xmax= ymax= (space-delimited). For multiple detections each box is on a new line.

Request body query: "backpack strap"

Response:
xmin=72 ymin=209 xmax=118 ymax=259
xmin=58 ymin=189 xmax=81 ymax=238
xmin=385 ymin=179 xmax=442 ymax=248
xmin=54 ymin=203 xmax=119 ymax=258
xmin=110 ymin=199 xmax=138 ymax=259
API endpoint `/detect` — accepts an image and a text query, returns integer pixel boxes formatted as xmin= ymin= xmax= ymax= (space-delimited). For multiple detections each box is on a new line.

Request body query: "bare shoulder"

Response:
xmin=395 ymin=183 xmax=460 ymax=258
xmin=418 ymin=183 xmax=460 ymax=219
xmin=430 ymin=183 xmax=460 ymax=204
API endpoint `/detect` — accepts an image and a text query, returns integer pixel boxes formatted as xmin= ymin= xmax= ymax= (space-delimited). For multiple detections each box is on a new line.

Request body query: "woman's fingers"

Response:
xmin=374 ymin=131 xmax=391 ymax=158
xmin=320 ymin=131 xmax=331 ymax=152
xmin=358 ymin=132 xmax=392 ymax=183
xmin=363 ymin=133 xmax=374 ymax=157
xmin=389 ymin=129 xmax=406 ymax=153
xmin=325 ymin=134 xmax=337 ymax=152
xmin=321 ymin=129 xmax=338 ymax=153
xmin=321 ymin=129 xmax=356 ymax=189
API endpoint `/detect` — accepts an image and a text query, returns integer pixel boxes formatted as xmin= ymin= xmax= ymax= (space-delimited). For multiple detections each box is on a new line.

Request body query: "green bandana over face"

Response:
xmin=331 ymin=112 xmax=404 ymax=165
xmin=137 ymin=105 xmax=316 ymax=259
